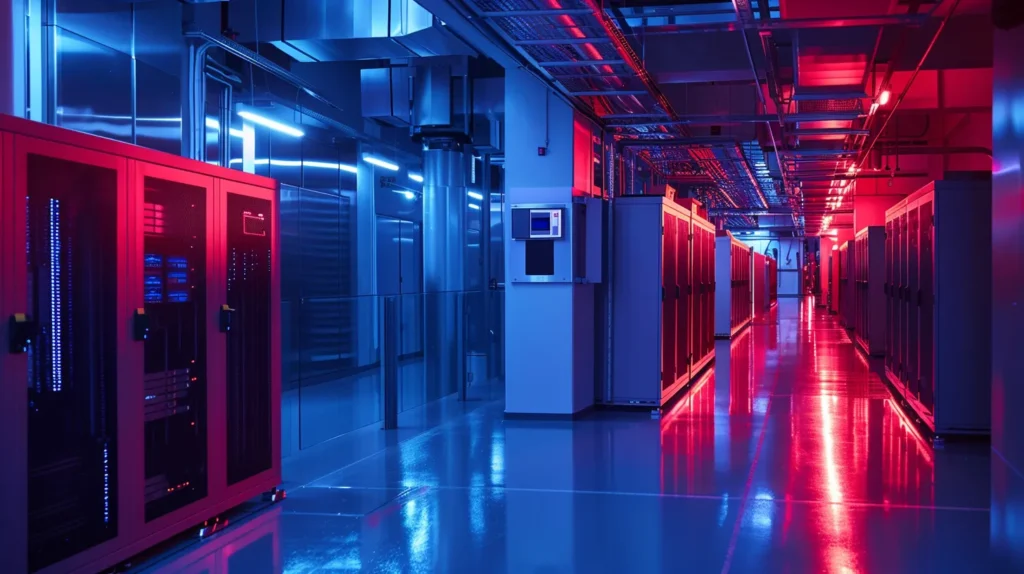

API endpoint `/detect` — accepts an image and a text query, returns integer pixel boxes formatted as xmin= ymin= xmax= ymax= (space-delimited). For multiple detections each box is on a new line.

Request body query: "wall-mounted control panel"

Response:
xmin=512 ymin=207 xmax=565 ymax=240
xmin=509 ymin=198 xmax=604 ymax=284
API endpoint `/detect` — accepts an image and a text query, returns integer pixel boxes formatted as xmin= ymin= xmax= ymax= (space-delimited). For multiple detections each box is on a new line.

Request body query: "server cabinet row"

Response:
xmin=883 ymin=177 xmax=991 ymax=435
xmin=0 ymin=115 xmax=282 ymax=574
xmin=714 ymin=231 xmax=752 ymax=338
xmin=611 ymin=196 xmax=716 ymax=406
xmin=852 ymin=226 xmax=886 ymax=356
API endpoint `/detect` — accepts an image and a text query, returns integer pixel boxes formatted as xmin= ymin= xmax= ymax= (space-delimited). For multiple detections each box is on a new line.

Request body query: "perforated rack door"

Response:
xmin=131 ymin=162 xmax=215 ymax=524
xmin=8 ymin=135 xmax=128 ymax=572
xmin=218 ymin=181 xmax=280 ymax=487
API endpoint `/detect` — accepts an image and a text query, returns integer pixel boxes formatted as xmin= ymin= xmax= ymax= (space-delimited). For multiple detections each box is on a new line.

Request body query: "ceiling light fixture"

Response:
xmin=409 ymin=173 xmax=424 ymax=183
xmin=237 ymin=110 xmax=305 ymax=137
xmin=878 ymin=89 xmax=892 ymax=106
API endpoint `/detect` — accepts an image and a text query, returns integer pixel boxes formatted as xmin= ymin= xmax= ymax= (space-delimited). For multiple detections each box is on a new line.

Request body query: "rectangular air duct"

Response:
xmin=361 ymin=67 xmax=411 ymax=127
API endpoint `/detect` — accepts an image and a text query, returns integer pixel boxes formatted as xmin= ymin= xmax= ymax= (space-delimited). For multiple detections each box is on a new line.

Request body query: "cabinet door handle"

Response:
xmin=8 ymin=313 xmax=36 ymax=354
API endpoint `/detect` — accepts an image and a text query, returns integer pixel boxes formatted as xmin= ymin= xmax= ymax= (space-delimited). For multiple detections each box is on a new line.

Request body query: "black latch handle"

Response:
xmin=219 ymin=305 xmax=236 ymax=333
xmin=8 ymin=313 xmax=35 ymax=354
xmin=133 ymin=308 xmax=150 ymax=341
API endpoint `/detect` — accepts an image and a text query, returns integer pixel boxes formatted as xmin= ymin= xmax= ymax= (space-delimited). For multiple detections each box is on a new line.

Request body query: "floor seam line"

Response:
xmin=720 ymin=360 xmax=784 ymax=574
xmin=292 ymin=401 xmax=503 ymax=490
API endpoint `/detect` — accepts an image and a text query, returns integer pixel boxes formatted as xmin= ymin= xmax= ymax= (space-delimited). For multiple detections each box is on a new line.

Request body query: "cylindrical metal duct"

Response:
xmin=422 ymin=138 xmax=468 ymax=400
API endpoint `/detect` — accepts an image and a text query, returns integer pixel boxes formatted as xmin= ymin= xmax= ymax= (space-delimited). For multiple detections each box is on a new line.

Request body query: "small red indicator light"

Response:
xmin=537 ymin=147 xmax=547 ymax=156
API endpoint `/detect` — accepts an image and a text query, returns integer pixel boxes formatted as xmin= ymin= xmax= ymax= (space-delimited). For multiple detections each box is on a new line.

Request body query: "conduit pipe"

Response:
xmin=854 ymin=0 xmax=963 ymax=171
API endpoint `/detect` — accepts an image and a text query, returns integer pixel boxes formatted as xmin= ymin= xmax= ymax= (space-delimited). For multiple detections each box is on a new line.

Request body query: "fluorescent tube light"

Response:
xmin=237 ymin=110 xmax=304 ymax=137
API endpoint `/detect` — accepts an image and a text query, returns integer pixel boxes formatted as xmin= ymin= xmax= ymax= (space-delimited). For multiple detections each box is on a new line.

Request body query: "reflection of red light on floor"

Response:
xmin=663 ymin=368 xmax=715 ymax=420
xmin=884 ymin=399 xmax=933 ymax=465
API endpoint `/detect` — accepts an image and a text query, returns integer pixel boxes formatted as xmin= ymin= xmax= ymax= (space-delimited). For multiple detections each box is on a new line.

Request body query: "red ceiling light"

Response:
xmin=878 ymin=89 xmax=892 ymax=106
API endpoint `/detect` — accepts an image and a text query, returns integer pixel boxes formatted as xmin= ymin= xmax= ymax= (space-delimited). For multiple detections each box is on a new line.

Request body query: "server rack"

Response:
xmin=853 ymin=226 xmax=886 ymax=356
xmin=714 ymin=231 xmax=752 ymax=338
xmin=0 ymin=115 xmax=282 ymax=574
xmin=752 ymin=252 xmax=767 ymax=314
xmin=610 ymin=196 xmax=716 ymax=406
xmin=838 ymin=241 xmax=855 ymax=328
xmin=766 ymin=256 xmax=778 ymax=306
xmin=883 ymin=177 xmax=991 ymax=435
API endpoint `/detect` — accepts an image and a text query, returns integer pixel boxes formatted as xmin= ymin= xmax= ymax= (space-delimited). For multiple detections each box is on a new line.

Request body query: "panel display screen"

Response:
xmin=528 ymin=209 xmax=563 ymax=239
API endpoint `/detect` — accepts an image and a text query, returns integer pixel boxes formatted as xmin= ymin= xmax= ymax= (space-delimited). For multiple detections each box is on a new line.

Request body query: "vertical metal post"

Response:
xmin=457 ymin=290 xmax=467 ymax=401
xmin=381 ymin=296 xmax=399 ymax=429
xmin=481 ymin=155 xmax=492 ymax=381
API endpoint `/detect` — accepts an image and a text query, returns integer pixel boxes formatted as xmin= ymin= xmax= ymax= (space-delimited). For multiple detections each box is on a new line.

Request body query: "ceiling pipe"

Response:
xmin=708 ymin=208 xmax=852 ymax=216
xmin=629 ymin=13 xmax=929 ymax=35
xmin=855 ymin=0 xmax=963 ymax=173
xmin=607 ymin=112 xmax=865 ymax=129
xmin=876 ymin=146 xmax=993 ymax=157
xmin=796 ymin=172 xmax=929 ymax=181
xmin=731 ymin=0 xmax=798 ymax=222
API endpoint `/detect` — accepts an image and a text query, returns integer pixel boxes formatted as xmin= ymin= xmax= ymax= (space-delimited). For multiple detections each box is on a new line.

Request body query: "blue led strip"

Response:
xmin=103 ymin=442 xmax=110 ymax=524
xmin=49 ymin=198 xmax=63 ymax=392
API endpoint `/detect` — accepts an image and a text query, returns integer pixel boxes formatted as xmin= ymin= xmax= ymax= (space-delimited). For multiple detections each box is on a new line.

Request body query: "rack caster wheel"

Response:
xmin=198 ymin=516 xmax=228 ymax=538
xmin=263 ymin=486 xmax=287 ymax=503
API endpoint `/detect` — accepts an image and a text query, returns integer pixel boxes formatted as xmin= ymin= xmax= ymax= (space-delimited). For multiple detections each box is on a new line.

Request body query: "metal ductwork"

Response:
xmin=263 ymin=0 xmax=478 ymax=62
xmin=361 ymin=67 xmax=412 ymax=127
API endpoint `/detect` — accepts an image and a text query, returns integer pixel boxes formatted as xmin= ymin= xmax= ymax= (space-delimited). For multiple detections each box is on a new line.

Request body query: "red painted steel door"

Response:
xmin=908 ymin=206 xmax=920 ymax=398
xmin=919 ymin=200 xmax=935 ymax=411
xmin=219 ymin=180 xmax=280 ymax=487
xmin=676 ymin=218 xmax=691 ymax=375
xmin=10 ymin=135 xmax=128 ymax=572
xmin=885 ymin=220 xmax=894 ymax=371
xmin=662 ymin=213 xmax=678 ymax=390
xmin=694 ymin=228 xmax=705 ymax=358
xmin=130 ymin=162 xmax=216 ymax=525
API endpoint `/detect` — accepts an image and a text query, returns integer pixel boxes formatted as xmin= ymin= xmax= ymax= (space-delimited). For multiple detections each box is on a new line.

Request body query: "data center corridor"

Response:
xmin=142 ymin=299 xmax=991 ymax=573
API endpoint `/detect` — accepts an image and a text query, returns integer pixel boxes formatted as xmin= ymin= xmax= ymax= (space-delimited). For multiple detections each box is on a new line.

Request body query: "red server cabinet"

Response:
xmin=853 ymin=226 xmax=886 ymax=356
xmin=766 ymin=256 xmax=778 ymax=306
xmin=883 ymin=177 xmax=991 ymax=435
xmin=693 ymin=211 xmax=716 ymax=365
xmin=611 ymin=196 xmax=715 ymax=407
xmin=838 ymin=241 xmax=855 ymax=328
xmin=0 ymin=115 xmax=281 ymax=574
xmin=714 ymin=231 xmax=752 ymax=338
xmin=752 ymin=252 xmax=767 ymax=315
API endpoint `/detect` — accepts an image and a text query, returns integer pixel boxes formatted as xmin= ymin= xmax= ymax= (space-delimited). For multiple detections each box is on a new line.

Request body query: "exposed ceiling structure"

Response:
xmin=456 ymin=0 xmax=993 ymax=234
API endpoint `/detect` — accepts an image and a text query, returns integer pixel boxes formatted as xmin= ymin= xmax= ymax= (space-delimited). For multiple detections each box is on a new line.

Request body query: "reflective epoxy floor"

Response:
xmin=143 ymin=299 xmax=992 ymax=573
